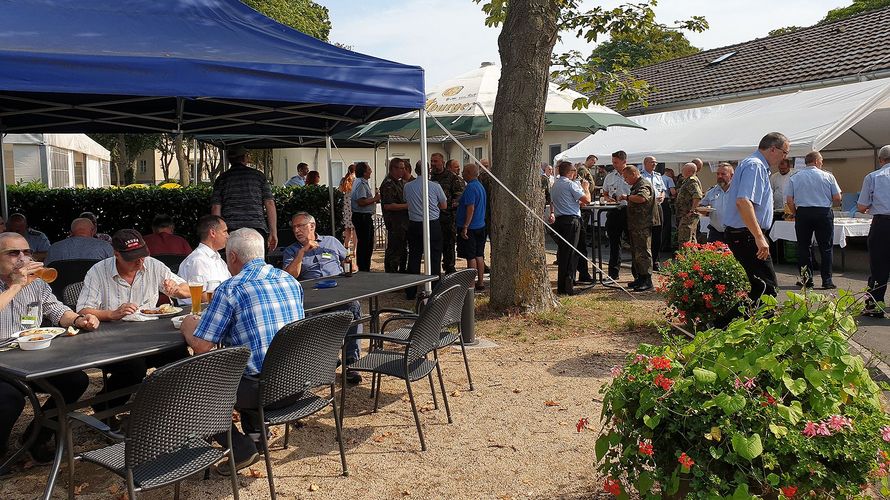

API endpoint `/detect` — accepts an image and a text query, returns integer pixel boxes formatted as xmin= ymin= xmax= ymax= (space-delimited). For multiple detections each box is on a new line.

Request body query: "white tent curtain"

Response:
xmin=558 ymin=78 xmax=890 ymax=164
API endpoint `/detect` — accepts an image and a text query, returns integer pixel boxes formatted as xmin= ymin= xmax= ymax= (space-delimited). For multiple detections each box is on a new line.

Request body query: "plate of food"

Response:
xmin=695 ymin=206 xmax=715 ymax=214
xmin=12 ymin=327 xmax=65 ymax=339
xmin=140 ymin=304 xmax=183 ymax=318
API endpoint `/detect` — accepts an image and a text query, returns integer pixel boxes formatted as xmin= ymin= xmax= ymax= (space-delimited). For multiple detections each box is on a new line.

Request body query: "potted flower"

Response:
xmin=594 ymin=292 xmax=890 ymax=498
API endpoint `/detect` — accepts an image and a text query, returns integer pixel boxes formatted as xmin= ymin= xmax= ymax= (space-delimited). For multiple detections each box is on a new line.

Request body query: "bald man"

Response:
xmin=45 ymin=217 xmax=114 ymax=264
xmin=675 ymin=163 xmax=703 ymax=244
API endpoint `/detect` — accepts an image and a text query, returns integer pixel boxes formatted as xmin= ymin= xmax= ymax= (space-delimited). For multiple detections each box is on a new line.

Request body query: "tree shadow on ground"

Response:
xmin=546 ymin=351 xmax=627 ymax=378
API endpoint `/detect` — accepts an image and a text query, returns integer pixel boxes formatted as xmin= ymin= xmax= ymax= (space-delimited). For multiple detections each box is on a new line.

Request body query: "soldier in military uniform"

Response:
xmin=620 ymin=166 xmax=655 ymax=291
xmin=380 ymin=158 xmax=409 ymax=273
xmin=430 ymin=152 xmax=465 ymax=274
xmin=675 ymin=162 xmax=703 ymax=245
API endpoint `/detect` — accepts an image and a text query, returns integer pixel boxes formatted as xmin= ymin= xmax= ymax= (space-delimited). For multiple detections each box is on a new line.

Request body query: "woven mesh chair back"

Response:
xmin=125 ymin=346 xmax=250 ymax=469
xmin=406 ymin=285 xmax=462 ymax=362
xmin=258 ymin=311 xmax=353 ymax=408
xmin=435 ymin=269 xmax=476 ymax=327
xmin=48 ymin=259 xmax=99 ymax=299
xmin=62 ymin=281 xmax=84 ymax=310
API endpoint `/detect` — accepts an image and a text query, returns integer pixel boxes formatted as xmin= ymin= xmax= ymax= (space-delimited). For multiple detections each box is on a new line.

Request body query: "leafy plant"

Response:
xmin=658 ymin=241 xmax=749 ymax=327
xmin=595 ymin=292 xmax=890 ymax=498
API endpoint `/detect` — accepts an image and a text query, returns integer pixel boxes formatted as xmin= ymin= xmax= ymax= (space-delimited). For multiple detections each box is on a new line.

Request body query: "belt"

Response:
xmin=874 ymin=214 xmax=890 ymax=219
xmin=555 ymin=214 xmax=580 ymax=219
xmin=724 ymin=226 xmax=767 ymax=234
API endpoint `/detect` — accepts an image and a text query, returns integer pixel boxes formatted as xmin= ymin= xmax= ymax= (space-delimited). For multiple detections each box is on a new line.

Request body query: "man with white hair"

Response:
xmin=640 ymin=156 xmax=665 ymax=270
xmin=699 ymin=163 xmax=735 ymax=243
xmin=675 ymin=162 xmax=702 ymax=244
xmin=858 ymin=145 xmax=890 ymax=317
xmin=181 ymin=228 xmax=305 ymax=474
xmin=45 ymin=217 xmax=114 ymax=264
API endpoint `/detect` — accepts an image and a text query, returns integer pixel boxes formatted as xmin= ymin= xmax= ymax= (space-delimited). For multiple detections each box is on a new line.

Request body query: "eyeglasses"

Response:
xmin=774 ymin=146 xmax=789 ymax=156
xmin=293 ymin=222 xmax=312 ymax=228
xmin=2 ymin=249 xmax=32 ymax=257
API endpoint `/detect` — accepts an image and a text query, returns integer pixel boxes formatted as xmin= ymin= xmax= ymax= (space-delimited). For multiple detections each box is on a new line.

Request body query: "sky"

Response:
xmin=323 ymin=0 xmax=849 ymax=85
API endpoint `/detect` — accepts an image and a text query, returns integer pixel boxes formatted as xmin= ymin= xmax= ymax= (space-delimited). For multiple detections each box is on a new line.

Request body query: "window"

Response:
xmin=474 ymin=147 xmax=484 ymax=162
xmin=548 ymin=144 xmax=562 ymax=166
xmin=48 ymin=146 xmax=73 ymax=187
xmin=138 ymin=159 xmax=147 ymax=174
xmin=330 ymin=160 xmax=344 ymax=183
xmin=567 ymin=142 xmax=578 ymax=150
xmin=100 ymin=160 xmax=112 ymax=186
xmin=708 ymin=52 xmax=736 ymax=65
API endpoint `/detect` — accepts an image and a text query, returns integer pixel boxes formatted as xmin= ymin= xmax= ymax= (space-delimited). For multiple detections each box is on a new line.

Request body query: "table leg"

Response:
xmin=33 ymin=379 xmax=68 ymax=500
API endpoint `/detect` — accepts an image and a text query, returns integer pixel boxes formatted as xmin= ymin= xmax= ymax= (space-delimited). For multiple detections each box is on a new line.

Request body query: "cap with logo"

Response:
xmin=111 ymin=229 xmax=149 ymax=261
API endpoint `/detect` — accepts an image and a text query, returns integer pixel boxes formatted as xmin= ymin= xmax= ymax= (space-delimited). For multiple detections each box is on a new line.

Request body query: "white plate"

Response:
xmin=171 ymin=314 xmax=189 ymax=329
xmin=12 ymin=327 xmax=65 ymax=339
xmin=139 ymin=306 xmax=183 ymax=318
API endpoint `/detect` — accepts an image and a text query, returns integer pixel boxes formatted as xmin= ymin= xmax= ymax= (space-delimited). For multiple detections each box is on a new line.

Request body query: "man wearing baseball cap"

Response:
xmin=77 ymin=229 xmax=192 ymax=421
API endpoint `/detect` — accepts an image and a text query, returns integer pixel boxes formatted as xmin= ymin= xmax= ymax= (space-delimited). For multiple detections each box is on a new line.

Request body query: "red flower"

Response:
xmin=638 ymin=440 xmax=654 ymax=456
xmin=780 ymin=485 xmax=798 ymax=498
xmin=603 ymin=477 xmax=622 ymax=496
xmin=678 ymin=452 xmax=695 ymax=469
xmin=576 ymin=417 xmax=589 ymax=433
xmin=683 ymin=279 xmax=695 ymax=289
xmin=716 ymin=283 xmax=727 ymax=294
xmin=703 ymin=274 xmax=713 ymax=281
xmin=760 ymin=392 xmax=776 ymax=406
xmin=692 ymin=263 xmax=702 ymax=271
xmin=650 ymin=356 xmax=672 ymax=370
xmin=653 ymin=373 xmax=674 ymax=391
xmin=678 ymin=271 xmax=689 ymax=279
xmin=682 ymin=294 xmax=690 ymax=302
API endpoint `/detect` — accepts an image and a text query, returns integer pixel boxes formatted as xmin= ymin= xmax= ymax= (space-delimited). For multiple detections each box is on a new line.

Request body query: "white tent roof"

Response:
xmin=558 ymin=78 xmax=890 ymax=164
xmin=4 ymin=133 xmax=110 ymax=161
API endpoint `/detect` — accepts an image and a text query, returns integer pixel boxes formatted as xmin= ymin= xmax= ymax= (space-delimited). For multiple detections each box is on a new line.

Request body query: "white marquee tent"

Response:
xmin=558 ymin=78 xmax=890 ymax=164
xmin=3 ymin=134 xmax=111 ymax=187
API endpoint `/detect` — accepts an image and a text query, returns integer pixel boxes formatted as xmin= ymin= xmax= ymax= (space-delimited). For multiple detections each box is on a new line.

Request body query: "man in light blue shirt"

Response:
xmin=699 ymin=163 xmax=734 ymax=243
xmin=548 ymin=161 xmax=591 ymax=295
xmin=350 ymin=162 xmax=379 ymax=272
xmin=786 ymin=151 xmax=842 ymax=289
xmin=722 ymin=132 xmax=789 ymax=304
xmin=284 ymin=162 xmax=309 ymax=187
xmin=858 ymin=145 xmax=890 ymax=317
xmin=403 ymin=163 xmax=447 ymax=299
xmin=641 ymin=156 xmax=666 ymax=270
xmin=45 ymin=217 xmax=114 ymax=264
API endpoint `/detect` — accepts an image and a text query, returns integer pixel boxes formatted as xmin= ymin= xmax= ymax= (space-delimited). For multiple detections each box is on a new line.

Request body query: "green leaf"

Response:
xmin=643 ymin=413 xmax=661 ymax=429
xmin=595 ymin=434 xmax=610 ymax=461
xmin=804 ymin=364 xmax=826 ymax=388
xmin=715 ymin=392 xmax=746 ymax=415
xmin=768 ymin=423 xmax=788 ymax=438
xmin=731 ymin=483 xmax=753 ymax=500
xmin=636 ymin=471 xmax=653 ymax=493
xmin=767 ymin=473 xmax=779 ymax=486
xmin=782 ymin=375 xmax=807 ymax=396
xmin=731 ymin=433 xmax=763 ymax=460
xmin=608 ymin=431 xmax=621 ymax=446
xmin=776 ymin=401 xmax=803 ymax=425
xmin=708 ymin=445 xmax=724 ymax=459
xmin=667 ymin=466 xmax=680 ymax=495
xmin=693 ymin=367 xmax=717 ymax=385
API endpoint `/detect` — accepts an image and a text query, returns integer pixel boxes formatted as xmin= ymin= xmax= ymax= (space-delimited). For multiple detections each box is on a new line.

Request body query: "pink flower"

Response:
xmin=650 ymin=356 xmax=672 ymax=370
xmin=638 ymin=440 xmax=654 ymax=456
xmin=733 ymin=377 xmax=742 ymax=389
xmin=743 ymin=377 xmax=756 ymax=390
xmin=716 ymin=283 xmax=727 ymax=294
xmin=781 ymin=485 xmax=798 ymax=498
xmin=802 ymin=421 xmax=818 ymax=437
xmin=610 ymin=366 xmax=623 ymax=378
xmin=816 ymin=422 xmax=832 ymax=436
xmin=827 ymin=415 xmax=852 ymax=431
xmin=881 ymin=426 xmax=890 ymax=442
xmin=678 ymin=452 xmax=695 ymax=468
xmin=633 ymin=354 xmax=648 ymax=364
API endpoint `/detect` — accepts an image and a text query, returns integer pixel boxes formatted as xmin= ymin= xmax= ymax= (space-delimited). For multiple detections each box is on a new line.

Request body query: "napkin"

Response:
xmin=122 ymin=313 xmax=158 ymax=322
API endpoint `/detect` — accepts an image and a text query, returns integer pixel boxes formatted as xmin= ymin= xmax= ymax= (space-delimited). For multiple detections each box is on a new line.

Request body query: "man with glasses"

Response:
xmin=0 ymin=233 xmax=99 ymax=465
xmin=722 ymin=132 xmax=789 ymax=306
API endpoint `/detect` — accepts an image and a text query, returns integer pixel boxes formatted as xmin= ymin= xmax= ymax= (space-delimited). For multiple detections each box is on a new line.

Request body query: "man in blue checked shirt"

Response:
xmin=180 ymin=228 xmax=305 ymax=475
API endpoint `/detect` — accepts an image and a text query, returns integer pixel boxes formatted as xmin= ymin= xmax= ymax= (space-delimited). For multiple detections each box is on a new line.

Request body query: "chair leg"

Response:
xmin=404 ymin=379 xmax=426 ymax=451
xmin=226 ymin=429 xmax=240 ymax=500
xmin=126 ymin=470 xmax=138 ymax=500
xmin=435 ymin=360 xmax=452 ymax=424
xmin=259 ymin=422 xmax=276 ymax=500
xmin=428 ymin=372 xmax=438 ymax=410
xmin=283 ymin=423 xmax=290 ymax=450
xmin=330 ymin=391 xmax=349 ymax=477
xmin=373 ymin=374 xmax=383 ymax=413
xmin=174 ymin=482 xmax=180 ymax=500
xmin=339 ymin=368 xmax=348 ymax=429
xmin=458 ymin=335 xmax=475 ymax=391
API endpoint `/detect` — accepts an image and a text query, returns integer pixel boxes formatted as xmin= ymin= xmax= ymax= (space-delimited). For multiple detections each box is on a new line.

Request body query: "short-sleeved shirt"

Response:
xmin=456 ymin=179 xmax=487 ymax=230
xmin=77 ymin=256 xmax=186 ymax=312
xmin=723 ymin=150 xmax=774 ymax=230
xmin=178 ymin=243 xmax=231 ymax=304
xmin=701 ymin=185 xmax=729 ymax=231
xmin=284 ymin=175 xmax=305 ymax=187
xmin=24 ymin=229 xmax=51 ymax=254
xmin=45 ymin=236 xmax=114 ymax=264
xmin=282 ymin=235 xmax=347 ymax=279
xmin=675 ymin=175 xmax=703 ymax=216
xmin=0 ymin=279 xmax=69 ymax=339
xmin=641 ymin=169 xmax=666 ymax=198
xmin=550 ymin=176 xmax=585 ymax=217
xmin=627 ymin=178 xmax=655 ymax=229
xmin=786 ymin=166 xmax=840 ymax=208
xmin=351 ymin=177 xmax=375 ymax=214
xmin=143 ymin=232 xmax=192 ymax=256
xmin=858 ymin=163 xmax=890 ymax=215
xmin=603 ymin=170 xmax=630 ymax=206
xmin=192 ymin=259 xmax=305 ymax=375
xmin=662 ymin=175 xmax=676 ymax=198
xmin=211 ymin=164 xmax=274 ymax=231
xmin=404 ymin=179 xmax=447 ymax=221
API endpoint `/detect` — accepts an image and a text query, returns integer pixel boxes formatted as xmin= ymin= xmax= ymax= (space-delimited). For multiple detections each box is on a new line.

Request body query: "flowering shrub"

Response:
xmin=659 ymin=241 xmax=748 ymax=327
xmin=595 ymin=292 xmax=890 ymax=498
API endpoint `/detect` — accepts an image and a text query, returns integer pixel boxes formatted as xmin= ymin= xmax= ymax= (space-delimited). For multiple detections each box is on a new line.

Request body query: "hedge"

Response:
xmin=8 ymin=184 xmax=345 ymax=246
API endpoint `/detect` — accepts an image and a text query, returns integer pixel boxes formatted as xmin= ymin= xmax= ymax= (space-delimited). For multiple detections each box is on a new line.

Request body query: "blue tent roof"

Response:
xmin=0 ymin=0 xmax=425 ymax=135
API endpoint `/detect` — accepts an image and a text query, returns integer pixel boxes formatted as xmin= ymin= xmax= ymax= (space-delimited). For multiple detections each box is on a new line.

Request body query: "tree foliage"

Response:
xmin=822 ymin=0 xmax=890 ymax=23
xmin=89 ymin=134 xmax=161 ymax=185
xmin=589 ymin=25 xmax=700 ymax=72
xmin=768 ymin=25 xmax=802 ymax=37
xmin=241 ymin=0 xmax=331 ymax=41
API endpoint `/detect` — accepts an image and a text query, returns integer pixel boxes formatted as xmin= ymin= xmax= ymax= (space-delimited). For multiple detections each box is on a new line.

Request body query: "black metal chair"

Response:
xmin=240 ymin=311 xmax=353 ymax=500
xmin=63 ymin=281 xmax=84 ymax=310
xmin=70 ymin=347 xmax=250 ymax=500
xmin=152 ymin=254 xmax=187 ymax=274
xmin=380 ymin=269 xmax=477 ymax=391
xmin=47 ymin=259 xmax=99 ymax=300
xmin=343 ymin=285 xmax=462 ymax=451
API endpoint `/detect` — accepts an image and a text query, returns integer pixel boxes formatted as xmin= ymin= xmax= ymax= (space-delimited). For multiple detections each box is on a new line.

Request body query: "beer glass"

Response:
xmin=33 ymin=267 xmax=58 ymax=283
xmin=188 ymin=275 xmax=204 ymax=315
xmin=205 ymin=280 xmax=220 ymax=304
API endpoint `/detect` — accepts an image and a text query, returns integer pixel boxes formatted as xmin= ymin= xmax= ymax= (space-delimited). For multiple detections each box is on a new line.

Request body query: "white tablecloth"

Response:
xmin=769 ymin=217 xmax=871 ymax=248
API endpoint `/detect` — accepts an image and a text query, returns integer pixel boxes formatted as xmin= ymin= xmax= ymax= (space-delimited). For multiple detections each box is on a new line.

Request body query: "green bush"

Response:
xmin=595 ymin=292 xmax=890 ymax=499
xmin=7 ymin=183 xmax=344 ymax=246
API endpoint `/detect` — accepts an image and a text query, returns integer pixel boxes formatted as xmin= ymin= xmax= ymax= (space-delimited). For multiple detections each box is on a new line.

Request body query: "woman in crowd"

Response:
xmin=339 ymin=164 xmax=357 ymax=251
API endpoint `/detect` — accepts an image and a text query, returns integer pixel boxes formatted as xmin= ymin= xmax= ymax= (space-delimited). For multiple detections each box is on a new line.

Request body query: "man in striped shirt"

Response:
xmin=181 ymin=228 xmax=305 ymax=474
xmin=0 ymin=233 xmax=99 ymax=464
xmin=211 ymin=147 xmax=278 ymax=252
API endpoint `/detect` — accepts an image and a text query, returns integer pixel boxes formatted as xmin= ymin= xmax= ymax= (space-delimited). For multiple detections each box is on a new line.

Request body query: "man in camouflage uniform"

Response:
xmin=430 ymin=152 xmax=465 ymax=273
xmin=380 ymin=158 xmax=409 ymax=273
xmin=620 ymin=165 xmax=655 ymax=291
xmin=675 ymin=162 xmax=703 ymax=245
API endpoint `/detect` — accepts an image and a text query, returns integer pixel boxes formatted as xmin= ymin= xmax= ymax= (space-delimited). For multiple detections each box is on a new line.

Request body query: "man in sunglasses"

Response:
xmin=0 ymin=233 xmax=99 ymax=465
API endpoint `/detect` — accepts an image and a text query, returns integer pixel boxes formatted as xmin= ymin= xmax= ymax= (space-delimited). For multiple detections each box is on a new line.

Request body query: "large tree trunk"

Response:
xmin=114 ymin=133 xmax=129 ymax=186
xmin=175 ymin=134 xmax=190 ymax=186
xmin=489 ymin=0 xmax=560 ymax=312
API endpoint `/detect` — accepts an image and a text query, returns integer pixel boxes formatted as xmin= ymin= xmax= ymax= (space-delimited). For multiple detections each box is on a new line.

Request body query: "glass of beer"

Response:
xmin=188 ymin=275 xmax=204 ymax=315
xmin=33 ymin=267 xmax=58 ymax=283
xmin=204 ymin=280 xmax=220 ymax=304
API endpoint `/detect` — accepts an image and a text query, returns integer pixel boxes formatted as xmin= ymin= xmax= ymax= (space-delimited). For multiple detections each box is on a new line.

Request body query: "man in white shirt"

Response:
xmin=769 ymin=158 xmax=797 ymax=210
xmin=178 ymin=215 xmax=231 ymax=304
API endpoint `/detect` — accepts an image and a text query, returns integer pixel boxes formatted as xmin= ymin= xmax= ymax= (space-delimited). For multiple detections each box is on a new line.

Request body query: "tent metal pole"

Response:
xmin=385 ymin=140 xmax=390 ymax=164
xmin=419 ymin=109 xmax=431 ymax=291
xmin=325 ymin=136 xmax=337 ymax=236
xmin=0 ymin=123 xmax=7 ymax=221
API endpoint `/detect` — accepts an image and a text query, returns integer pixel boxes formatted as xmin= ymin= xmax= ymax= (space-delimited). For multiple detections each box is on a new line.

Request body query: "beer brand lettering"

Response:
xmin=425 ymin=98 xmax=474 ymax=114
xmin=442 ymin=86 xmax=464 ymax=97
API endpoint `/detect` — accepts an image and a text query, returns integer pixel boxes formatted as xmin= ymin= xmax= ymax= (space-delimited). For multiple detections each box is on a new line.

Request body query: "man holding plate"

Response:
xmin=0 ymin=232 xmax=99 ymax=465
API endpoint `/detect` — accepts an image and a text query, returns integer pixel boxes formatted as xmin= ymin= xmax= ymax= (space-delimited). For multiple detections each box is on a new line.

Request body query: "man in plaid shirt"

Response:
xmin=181 ymin=228 xmax=304 ymax=474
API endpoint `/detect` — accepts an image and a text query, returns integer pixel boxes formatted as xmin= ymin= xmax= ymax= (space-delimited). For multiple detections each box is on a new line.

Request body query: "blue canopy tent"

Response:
xmin=0 ymin=0 xmax=440 ymax=284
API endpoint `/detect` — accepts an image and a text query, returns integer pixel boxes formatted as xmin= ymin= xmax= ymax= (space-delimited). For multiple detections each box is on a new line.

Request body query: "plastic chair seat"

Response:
xmin=348 ymin=350 xmax=437 ymax=382
xmin=262 ymin=393 xmax=333 ymax=425
xmin=80 ymin=437 xmax=224 ymax=490
xmin=385 ymin=327 xmax=461 ymax=350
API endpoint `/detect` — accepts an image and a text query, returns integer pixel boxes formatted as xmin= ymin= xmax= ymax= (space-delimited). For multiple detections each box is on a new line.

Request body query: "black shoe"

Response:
xmin=627 ymin=279 xmax=641 ymax=288
xmin=633 ymin=282 xmax=654 ymax=292
xmin=215 ymin=452 xmax=261 ymax=476
xmin=345 ymin=370 xmax=362 ymax=385
xmin=822 ymin=282 xmax=837 ymax=290
xmin=795 ymin=280 xmax=814 ymax=288
xmin=576 ymin=275 xmax=593 ymax=284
